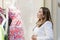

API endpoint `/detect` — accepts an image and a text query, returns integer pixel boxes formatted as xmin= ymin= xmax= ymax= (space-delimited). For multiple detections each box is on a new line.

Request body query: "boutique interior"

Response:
xmin=0 ymin=0 xmax=60 ymax=40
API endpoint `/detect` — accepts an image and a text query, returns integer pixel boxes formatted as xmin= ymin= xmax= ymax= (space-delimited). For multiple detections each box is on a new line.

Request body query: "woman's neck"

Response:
xmin=37 ymin=18 xmax=46 ymax=27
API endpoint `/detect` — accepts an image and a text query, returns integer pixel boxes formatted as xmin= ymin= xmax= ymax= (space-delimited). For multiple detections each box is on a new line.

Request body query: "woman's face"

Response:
xmin=37 ymin=8 xmax=44 ymax=19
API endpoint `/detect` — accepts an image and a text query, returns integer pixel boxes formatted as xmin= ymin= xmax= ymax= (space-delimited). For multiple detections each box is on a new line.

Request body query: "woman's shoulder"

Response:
xmin=43 ymin=21 xmax=52 ymax=27
xmin=44 ymin=21 xmax=52 ymax=25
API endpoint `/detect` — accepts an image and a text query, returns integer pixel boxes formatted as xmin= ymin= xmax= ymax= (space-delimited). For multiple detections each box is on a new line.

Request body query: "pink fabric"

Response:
xmin=0 ymin=7 xmax=3 ymax=13
xmin=8 ymin=8 xmax=24 ymax=40
xmin=0 ymin=7 xmax=4 ymax=24
xmin=0 ymin=7 xmax=5 ymax=14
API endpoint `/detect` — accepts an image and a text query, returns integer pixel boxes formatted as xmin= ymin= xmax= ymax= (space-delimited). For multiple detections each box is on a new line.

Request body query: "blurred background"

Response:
xmin=0 ymin=0 xmax=59 ymax=40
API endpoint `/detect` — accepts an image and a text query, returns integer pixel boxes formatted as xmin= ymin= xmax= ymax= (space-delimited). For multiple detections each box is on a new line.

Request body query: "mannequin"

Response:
xmin=4 ymin=0 xmax=24 ymax=40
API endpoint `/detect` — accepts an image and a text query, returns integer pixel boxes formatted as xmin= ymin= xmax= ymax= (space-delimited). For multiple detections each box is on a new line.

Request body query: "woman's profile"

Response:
xmin=32 ymin=7 xmax=53 ymax=40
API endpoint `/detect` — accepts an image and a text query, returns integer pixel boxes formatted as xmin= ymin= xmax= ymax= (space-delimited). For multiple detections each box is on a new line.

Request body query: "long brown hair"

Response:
xmin=36 ymin=7 xmax=53 ymax=27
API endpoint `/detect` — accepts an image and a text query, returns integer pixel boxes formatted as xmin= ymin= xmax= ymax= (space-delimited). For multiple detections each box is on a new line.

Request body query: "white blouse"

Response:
xmin=33 ymin=21 xmax=53 ymax=40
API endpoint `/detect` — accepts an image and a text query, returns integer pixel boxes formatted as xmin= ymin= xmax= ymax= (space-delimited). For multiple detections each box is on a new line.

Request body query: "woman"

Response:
xmin=32 ymin=7 xmax=53 ymax=40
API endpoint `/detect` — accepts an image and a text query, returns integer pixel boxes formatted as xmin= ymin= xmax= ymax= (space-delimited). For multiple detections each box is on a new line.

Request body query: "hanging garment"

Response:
xmin=0 ymin=25 xmax=4 ymax=40
xmin=8 ymin=6 xmax=24 ymax=40
xmin=0 ymin=7 xmax=6 ymax=29
xmin=0 ymin=7 xmax=6 ymax=40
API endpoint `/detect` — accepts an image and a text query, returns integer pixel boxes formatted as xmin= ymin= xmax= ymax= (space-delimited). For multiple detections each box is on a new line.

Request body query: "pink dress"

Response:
xmin=8 ymin=7 xmax=24 ymax=40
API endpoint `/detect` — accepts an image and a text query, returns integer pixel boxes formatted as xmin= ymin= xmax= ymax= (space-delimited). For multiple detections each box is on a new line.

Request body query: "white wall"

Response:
xmin=51 ymin=0 xmax=60 ymax=40
xmin=0 ymin=0 xmax=3 ymax=7
xmin=57 ymin=0 xmax=60 ymax=40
